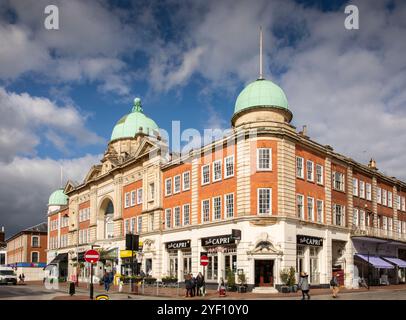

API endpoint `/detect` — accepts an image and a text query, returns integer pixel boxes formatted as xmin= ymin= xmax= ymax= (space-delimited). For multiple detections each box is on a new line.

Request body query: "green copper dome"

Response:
xmin=110 ymin=98 xmax=159 ymax=141
xmin=48 ymin=189 xmax=68 ymax=206
xmin=234 ymin=79 xmax=289 ymax=115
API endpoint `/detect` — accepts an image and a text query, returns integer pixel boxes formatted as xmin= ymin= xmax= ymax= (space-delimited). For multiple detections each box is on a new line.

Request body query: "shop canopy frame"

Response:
xmin=354 ymin=254 xmax=394 ymax=269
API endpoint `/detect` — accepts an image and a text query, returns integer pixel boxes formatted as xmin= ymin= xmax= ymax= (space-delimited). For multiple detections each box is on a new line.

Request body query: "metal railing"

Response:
xmin=352 ymin=226 xmax=406 ymax=241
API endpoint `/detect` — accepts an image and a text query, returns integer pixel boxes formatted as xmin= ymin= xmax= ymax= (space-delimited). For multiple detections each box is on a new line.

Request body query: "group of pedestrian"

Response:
xmin=298 ymin=271 xmax=341 ymax=300
xmin=102 ymin=271 xmax=114 ymax=292
xmin=185 ymin=272 xmax=205 ymax=297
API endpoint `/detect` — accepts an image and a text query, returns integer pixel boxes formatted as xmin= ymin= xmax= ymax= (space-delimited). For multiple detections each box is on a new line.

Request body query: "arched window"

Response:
xmin=105 ymin=200 xmax=114 ymax=239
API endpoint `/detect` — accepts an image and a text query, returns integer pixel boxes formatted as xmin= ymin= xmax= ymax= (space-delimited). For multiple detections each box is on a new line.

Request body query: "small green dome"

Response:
xmin=111 ymin=98 xmax=159 ymax=141
xmin=234 ymin=79 xmax=289 ymax=115
xmin=48 ymin=189 xmax=68 ymax=206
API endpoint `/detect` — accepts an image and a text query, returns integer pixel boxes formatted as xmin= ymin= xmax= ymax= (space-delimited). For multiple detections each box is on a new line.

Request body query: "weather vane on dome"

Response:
xmin=132 ymin=97 xmax=143 ymax=113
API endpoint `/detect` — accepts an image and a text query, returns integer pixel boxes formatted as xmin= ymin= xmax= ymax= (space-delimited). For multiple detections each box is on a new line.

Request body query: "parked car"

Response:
xmin=0 ymin=267 xmax=17 ymax=285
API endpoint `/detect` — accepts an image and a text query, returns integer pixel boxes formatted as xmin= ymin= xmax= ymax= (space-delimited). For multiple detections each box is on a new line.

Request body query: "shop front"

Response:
xmin=165 ymin=239 xmax=191 ymax=280
xmin=201 ymin=234 xmax=237 ymax=284
xmin=296 ymin=235 xmax=323 ymax=285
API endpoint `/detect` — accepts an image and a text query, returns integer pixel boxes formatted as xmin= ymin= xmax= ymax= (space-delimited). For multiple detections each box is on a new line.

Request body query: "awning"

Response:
xmin=355 ymin=254 xmax=394 ymax=269
xmin=50 ymin=253 xmax=68 ymax=264
xmin=382 ymin=257 xmax=406 ymax=268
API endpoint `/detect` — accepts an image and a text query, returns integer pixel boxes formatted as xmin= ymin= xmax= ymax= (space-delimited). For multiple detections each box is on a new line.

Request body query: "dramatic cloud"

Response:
xmin=0 ymin=0 xmax=149 ymax=96
xmin=0 ymin=154 xmax=101 ymax=237
xmin=0 ymin=87 xmax=104 ymax=162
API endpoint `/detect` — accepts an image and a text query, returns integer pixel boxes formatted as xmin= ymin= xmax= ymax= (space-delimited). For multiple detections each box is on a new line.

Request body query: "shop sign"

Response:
xmin=166 ymin=240 xmax=191 ymax=250
xmin=297 ymin=235 xmax=323 ymax=247
xmin=201 ymin=234 xmax=235 ymax=247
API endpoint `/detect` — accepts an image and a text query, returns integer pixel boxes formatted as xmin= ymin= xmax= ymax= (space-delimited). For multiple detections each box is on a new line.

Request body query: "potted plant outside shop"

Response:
xmin=237 ymin=270 xmax=247 ymax=293
xmin=161 ymin=276 xmax=178 ymax=285
xmin=280 ymin=268 xmax=290 ymax=293
xmin=226 ymin=268 xmax=237 ymax=292
xmin=288 ymin=267 xmax=297 ymax=292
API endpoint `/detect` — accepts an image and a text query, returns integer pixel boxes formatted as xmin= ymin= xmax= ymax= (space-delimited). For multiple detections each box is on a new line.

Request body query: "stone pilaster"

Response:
xmin=277 ymin=138 xmax=296 ymax=217
xmin=191 ymin=156 xmax=199 ymax=225
xmin=347 ymin=167 xmax=354 ymax=229
xmin=324 ymin=157 xmax=332 ymax=225
xmin=236 ymin=132 xmax=251 ymax=216
xmin=393 ymin=186 xmax=398 ymax=234
xmin=372 ymin=176 xmax=378 ymax=228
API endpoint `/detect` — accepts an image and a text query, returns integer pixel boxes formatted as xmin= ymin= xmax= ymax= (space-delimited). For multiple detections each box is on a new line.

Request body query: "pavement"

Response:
xmin=1 ymin=282 xmax=406 ymax=300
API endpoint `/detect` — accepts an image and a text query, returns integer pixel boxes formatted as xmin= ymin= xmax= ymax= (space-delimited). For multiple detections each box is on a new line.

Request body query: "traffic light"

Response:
xmin=125 ymin=234 xmax=139 ymax=251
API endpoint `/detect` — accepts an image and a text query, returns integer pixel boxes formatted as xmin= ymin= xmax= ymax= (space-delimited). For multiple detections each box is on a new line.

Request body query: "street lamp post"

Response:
xmin=367 ymin=251 xmax=370 ymax=290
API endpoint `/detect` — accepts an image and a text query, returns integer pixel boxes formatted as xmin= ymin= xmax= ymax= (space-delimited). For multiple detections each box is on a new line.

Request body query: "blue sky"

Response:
xmin=1 ymin=0 xmax=406 ymax=235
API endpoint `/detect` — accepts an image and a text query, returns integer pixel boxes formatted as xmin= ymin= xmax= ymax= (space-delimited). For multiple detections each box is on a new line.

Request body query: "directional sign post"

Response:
xmin=85 ymin=249 xmax=100 ymax=300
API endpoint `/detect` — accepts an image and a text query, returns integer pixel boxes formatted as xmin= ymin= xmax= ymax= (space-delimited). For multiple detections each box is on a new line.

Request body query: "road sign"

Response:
xmin=200 ymin=255 xmax=209 ymax=266
xmin=84 ymin=249 xmax=100 ymax=264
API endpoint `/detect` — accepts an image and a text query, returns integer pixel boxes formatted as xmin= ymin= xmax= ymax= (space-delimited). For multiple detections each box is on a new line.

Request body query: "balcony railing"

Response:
xmin=351 ymin=226 xmax=406 ymax=242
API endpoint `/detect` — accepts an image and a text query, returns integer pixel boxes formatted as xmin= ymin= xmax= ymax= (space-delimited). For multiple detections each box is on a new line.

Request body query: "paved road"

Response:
xmin=1 ymin=284 xmax=406 ymax=300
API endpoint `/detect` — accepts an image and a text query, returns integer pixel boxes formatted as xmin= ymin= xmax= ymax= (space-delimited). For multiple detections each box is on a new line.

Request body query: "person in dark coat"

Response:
xmin=103 ymin=272 xmax=111 ymax=292
xmin=184 ymin=274 xmax=192 ymax=297
xmin=298 ymin=272 xmax=310 ymax=300
xmin=196 ymin=273 xmax=203 ymax=296
xmin=191 ymin=274 xmax=196 ymax=297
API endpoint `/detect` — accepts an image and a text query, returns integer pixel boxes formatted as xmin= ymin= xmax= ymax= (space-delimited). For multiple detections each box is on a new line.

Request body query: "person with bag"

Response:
xmin=330 ymin=274 xmax=340 ymax=298
xmin=298 ymin=272 xmax=310 ymax=300
xmin=218 ymin=278 xmax=226 ymax=297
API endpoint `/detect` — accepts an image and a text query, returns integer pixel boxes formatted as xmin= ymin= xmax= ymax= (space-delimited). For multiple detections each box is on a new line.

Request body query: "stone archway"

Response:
xmin=99 ymin=197 xmax=114 ymax=239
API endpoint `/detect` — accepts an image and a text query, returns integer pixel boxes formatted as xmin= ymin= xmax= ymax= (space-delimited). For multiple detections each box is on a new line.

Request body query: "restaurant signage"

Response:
xmin=297 ymin=235 xmax=323 ymax=247
xmin=201 ymin=234 xmax=235 ymax=247
xmin=166 ymin=240 xmax=191 ymax=250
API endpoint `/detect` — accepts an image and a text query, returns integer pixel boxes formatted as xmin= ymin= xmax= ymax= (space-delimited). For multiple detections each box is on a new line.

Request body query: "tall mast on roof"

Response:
xmin=259 ymin=26 xmax=264 ymax=80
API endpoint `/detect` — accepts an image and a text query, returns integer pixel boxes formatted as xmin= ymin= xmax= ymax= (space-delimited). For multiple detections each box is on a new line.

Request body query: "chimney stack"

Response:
xmin=368 ymin=158 xmax=377 ymax=170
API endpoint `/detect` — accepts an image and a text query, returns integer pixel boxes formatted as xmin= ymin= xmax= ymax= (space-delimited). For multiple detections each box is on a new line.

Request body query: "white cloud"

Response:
xmin=0 ymin=154 xmax=101 ymax=236
xmin=0 ymin=87 xmax=104 ymax=161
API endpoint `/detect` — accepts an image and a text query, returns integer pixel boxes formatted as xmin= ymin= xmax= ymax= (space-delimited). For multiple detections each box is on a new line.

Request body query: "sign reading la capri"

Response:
xmin=166 ymin=240 xmax=191 ymax=250
xmin=297 ymin=235 xmax=323 ymax=247
xmin=201 ymin=234 xmax=235 ymax=247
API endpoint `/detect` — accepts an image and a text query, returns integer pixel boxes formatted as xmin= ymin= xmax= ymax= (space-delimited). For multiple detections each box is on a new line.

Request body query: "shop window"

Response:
xmin=296 ymin=245 xmax=305 ymax=275
xmin=207 ymin=254 xmax=218 ymax=281
xmin=183 ymin=253 xmax=192 ymax=276
xmin=309 ymin=247 xmax=320 ymax=284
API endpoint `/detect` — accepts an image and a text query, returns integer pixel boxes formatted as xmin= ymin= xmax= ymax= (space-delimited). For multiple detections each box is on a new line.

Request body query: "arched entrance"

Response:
xmin=99 ymin=198 xmax=114 ymax=239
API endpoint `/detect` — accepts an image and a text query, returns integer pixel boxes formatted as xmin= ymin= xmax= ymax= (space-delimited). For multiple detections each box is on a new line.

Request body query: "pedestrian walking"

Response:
xmin=298 ymin=272 xmax=310 ymax=300
xmin=330 ymin=274 xmax=340 ymax=298
xmin=184 ymin=274 xmax=192 ymax=297
xmin=191 ymin=274 xmax=197 ymax=297
xmin=103 ymin=271 xmax=111 ymax=292
xmin=196 ymin=272 xmax=203 ymax=296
